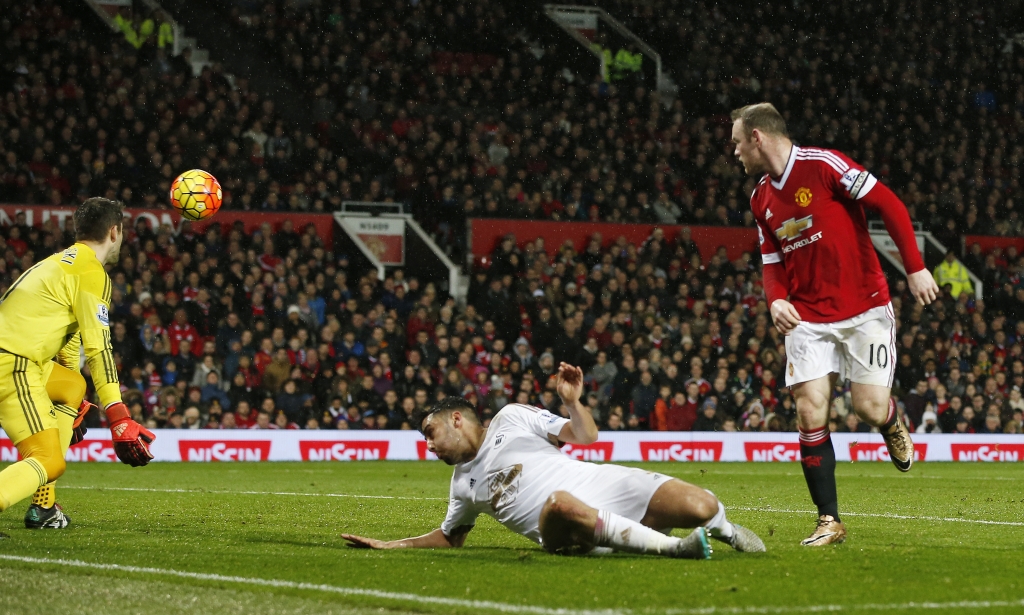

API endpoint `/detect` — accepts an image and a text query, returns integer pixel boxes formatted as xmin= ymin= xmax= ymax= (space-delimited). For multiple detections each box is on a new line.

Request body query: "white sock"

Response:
xmin=594 ymin=510 xmax=682 ymax=556
xmin=703 ymin=499 xmax=735 ymax=541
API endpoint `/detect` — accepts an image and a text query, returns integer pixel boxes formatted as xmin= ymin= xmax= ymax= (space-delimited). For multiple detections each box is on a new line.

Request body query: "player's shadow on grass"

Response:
xmin=245 ymin=536 xmax=353 ymax=551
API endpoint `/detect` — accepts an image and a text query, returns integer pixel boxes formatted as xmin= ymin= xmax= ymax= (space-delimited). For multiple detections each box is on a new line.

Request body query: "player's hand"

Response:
xmin=907 ymin=269 xmax=939 ymax=305
xmin=341 ymin=534 xmax=392 ymax=549
xmin=770 ymin=299 xmax=802 ymax=335
xmin=70 ymin=400 xmax=95 ymax=446
xmin=105 ymin=402 xmax=155 ymax=467
xmin=556 ymin=362 xmax=584 ymax=404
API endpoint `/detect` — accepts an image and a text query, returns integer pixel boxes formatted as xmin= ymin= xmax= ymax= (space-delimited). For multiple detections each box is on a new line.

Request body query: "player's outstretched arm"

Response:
xmin=555 ymin=362 xmax=599 ymax=444
xmin=342 ymin=526 xmax=471 ymax=549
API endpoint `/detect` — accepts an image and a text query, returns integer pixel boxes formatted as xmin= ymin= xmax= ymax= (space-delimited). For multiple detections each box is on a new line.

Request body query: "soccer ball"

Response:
xmin=170 ymin=169 xmax=222 ymax=221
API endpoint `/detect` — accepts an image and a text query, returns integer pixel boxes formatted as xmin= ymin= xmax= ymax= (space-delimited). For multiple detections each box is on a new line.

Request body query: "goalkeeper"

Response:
xmin=0 ymin=197 xmax=154 ymax=518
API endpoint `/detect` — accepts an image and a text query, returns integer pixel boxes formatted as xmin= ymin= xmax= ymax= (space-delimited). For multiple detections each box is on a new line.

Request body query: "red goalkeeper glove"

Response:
xmin=105 ymin=402 xmax=155 ymax=467
xmin=70 ymin=400 xmax=94 ymax=446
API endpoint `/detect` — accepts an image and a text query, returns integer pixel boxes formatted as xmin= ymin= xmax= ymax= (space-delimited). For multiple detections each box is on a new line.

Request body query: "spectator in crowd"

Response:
xmin=933 ymin=250 xmax=975 ymax=299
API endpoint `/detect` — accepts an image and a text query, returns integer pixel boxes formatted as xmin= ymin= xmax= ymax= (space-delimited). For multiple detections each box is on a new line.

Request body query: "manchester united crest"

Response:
xmin=794 ymin=187 xmax=813 ymax=207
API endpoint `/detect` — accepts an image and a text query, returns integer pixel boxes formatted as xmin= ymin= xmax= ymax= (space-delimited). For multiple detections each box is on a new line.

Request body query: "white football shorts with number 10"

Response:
xmin=783 ymin=303 xmax=897 ymax=388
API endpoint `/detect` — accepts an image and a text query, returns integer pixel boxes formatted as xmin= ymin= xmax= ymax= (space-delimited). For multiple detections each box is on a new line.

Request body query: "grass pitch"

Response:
xmin=0 ymin=462 xmax=1022 ymax=615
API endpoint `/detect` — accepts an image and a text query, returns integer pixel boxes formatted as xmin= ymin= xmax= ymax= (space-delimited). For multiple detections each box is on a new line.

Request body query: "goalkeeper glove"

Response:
xmin=105 ymin=402 xmax=155 ymax=467
xmin=70 ymin=400 xmax=94 ymax=446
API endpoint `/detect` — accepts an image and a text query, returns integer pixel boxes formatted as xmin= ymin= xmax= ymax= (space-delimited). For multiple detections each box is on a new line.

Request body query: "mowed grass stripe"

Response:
xmin=59 ymin=485 xmax=1024 ymax=526
xmin=0 ymin=554 xmax=618 ymax=615
xmin=0 ymin=555 xmax=1021 ymax=615
xmin=60 ymin=485 xmax=448 ymax=501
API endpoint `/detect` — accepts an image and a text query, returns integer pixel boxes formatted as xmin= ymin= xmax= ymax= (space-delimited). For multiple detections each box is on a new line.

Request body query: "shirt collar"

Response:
xmin=770 ymin=145 xmax=798 ymax=190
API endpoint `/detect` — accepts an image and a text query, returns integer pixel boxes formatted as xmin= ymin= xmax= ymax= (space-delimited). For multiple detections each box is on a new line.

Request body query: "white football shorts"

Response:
xmin=784 ymin=303 xmax=896 ymax=388
xmin=568 ymin=464 xmax=675 ymax=522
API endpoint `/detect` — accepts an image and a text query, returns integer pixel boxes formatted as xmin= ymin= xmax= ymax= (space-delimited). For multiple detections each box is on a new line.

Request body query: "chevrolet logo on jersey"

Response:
xmin=775 ymin=215 xmax=813 ymax=241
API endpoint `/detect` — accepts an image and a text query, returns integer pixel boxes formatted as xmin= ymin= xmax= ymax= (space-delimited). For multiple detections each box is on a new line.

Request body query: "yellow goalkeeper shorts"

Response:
xmin=0 ymin=353 xmax=58 ymax=446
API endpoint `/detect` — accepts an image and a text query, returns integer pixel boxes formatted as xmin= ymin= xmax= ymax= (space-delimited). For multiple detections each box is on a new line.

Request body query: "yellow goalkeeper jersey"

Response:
xmin=0 ymin=243 xmax=120 ymax=407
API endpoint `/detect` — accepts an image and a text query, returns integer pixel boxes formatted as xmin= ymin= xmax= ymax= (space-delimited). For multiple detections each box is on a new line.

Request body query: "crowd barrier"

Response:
xmin=3 ymin=430 xmax=1022 ymax=463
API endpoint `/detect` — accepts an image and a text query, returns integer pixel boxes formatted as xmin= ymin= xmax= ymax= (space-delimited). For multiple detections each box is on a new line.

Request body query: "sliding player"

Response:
xmin=731 ymin=103 xmax=938 ymax=546
xmin=0 ymin=198 xmax=154 ymax=518
xmin=343 ymin=363 xmax=764 ymax=558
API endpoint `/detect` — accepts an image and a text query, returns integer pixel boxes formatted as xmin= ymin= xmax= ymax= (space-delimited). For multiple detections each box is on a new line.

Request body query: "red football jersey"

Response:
xmin=752 ymin=145 xmax=911 ymax=323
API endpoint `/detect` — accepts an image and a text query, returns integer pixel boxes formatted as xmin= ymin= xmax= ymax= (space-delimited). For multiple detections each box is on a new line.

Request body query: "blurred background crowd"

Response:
xmin=1 ymin=0 xmax=1023 ymax=436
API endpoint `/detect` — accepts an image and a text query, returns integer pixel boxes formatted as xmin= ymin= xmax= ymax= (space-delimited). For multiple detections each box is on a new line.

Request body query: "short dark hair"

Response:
xmin=413 ymin=396 xmax=478 ymax=434
xmin=731 ymin=103 xmax=789 ymax=139
xmin=75 ymin=197 xmax=124 ymax=242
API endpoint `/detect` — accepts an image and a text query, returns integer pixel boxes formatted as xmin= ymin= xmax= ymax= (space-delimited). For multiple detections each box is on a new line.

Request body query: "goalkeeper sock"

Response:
xmin=594 ymin=509 xmax=683 ymax=556
xmin=32 ymin=482 xmax=56 ymax=508
xmin=30 ymin=406 xmax=75 ymax=509
xmin=0 ymin=458 xmax=48 ymax=512
xmin=702 ymin=495 xmax=735 ymax=540
xmin=799 ymin=426 xmax=840 ymax=521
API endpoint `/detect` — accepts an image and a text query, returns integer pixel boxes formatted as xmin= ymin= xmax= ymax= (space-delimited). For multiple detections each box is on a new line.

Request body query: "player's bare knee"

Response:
xmin=543 ymin=490 xmax=576 ymax=520
xmin=693 ymin=490 xmax=719 ymax=525
xmin=795 ymin=395 xmax=829 ymax=427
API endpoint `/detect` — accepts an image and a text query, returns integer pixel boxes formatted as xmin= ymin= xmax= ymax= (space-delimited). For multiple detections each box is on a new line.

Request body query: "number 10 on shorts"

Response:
xmin=867 ymin=343 xmax=888 ymax=369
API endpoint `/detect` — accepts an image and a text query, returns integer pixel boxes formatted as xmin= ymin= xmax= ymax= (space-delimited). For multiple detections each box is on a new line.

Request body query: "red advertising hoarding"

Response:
xmin=743 ymin=441 xmax=802 ymax=462
xmin=639 ymin=441 xmax=724 ymax=462
xmin=849 ymin=442 xmax=928 ymax=462
xmin=299 ymin=440 xmax=390 ymax=461
xmin=178 ymin=440 xmax=272 ymax=462
xmin=471 ymin=219 xmax=758 ymax=262
xmin=561 ymin=441 xmax=615 ymax=462
xmin=950 ymin=443 xmax=1024 ymax=462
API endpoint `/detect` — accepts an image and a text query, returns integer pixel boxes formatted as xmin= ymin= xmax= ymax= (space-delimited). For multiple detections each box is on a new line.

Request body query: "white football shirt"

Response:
xmin=440 ymin=403 xmax=671 ymax=544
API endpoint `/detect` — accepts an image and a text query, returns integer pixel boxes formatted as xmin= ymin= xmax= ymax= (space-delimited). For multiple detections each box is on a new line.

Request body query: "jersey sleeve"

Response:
xmin=817 ymin=149 xmax=926 ymax=274
xmin=440 ymin=474 xmax=479 ymax=536
xmin=502 ymin=403 xmax=569 ymax=439
xmin=821 ymin=150 xmax=878 ymax=201
xmin=55 ymin=332 xmax=82 ymax=372
xmin=754 ymin=205 xmax=783 ymax=267
xmin=751 ymin=185 xmax=790 ymax=305
xmin=72 ymin=269 xmax=121 ymax=408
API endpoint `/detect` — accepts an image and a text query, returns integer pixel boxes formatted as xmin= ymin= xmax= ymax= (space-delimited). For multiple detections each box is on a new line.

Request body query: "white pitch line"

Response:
xmin=0 ymin=554 xmax=1021 ymax=615
xmin=659 ymin=599 xmax=1024 ymax=614
xmin=731 ymin=507 xmax=1024 ymax=527
xmin=669 ymin=470 xmax=1022 ymax=482
xmin=0 ymin=554 xmax=614 ymax=615
xmin=61 ymin=485 xmax=1023 ymax=527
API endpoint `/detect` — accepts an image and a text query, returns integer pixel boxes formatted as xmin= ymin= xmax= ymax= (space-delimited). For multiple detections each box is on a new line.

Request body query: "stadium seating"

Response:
xmin=222 ymin=0 xmax=1022 ymax=245
xmin=1 ymin=0 xmax=1022 ymax=436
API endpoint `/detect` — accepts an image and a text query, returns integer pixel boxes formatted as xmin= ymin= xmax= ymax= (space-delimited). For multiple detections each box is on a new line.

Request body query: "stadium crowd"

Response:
xmin=4 ymin=0 xmax=1024 ymax=257
xmin=0 ymin=208 xmax=1020 ymax=436
xmin=1 ymin=0 xmax=1023 ymax=436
